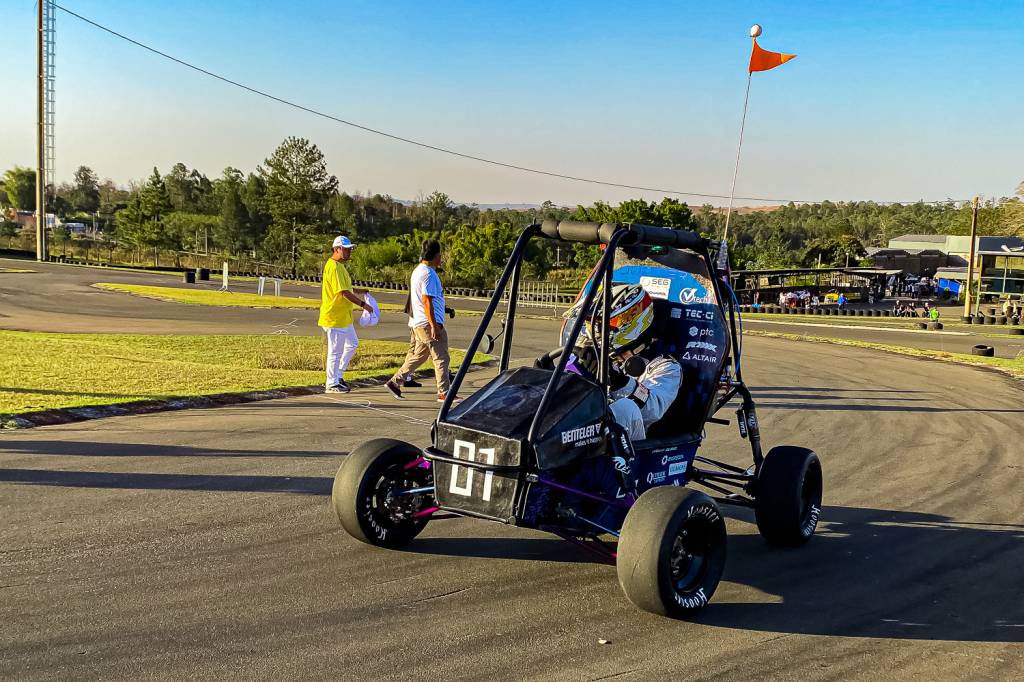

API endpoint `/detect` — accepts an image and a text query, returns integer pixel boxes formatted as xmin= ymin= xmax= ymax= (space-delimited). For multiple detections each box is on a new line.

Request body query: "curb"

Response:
xmin=1 ymin=360 xmax=496 ymax=430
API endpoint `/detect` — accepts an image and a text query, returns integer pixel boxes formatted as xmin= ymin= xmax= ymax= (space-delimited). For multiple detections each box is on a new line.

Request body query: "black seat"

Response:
xmin=644 ymin=299 xmax=730 ymax=437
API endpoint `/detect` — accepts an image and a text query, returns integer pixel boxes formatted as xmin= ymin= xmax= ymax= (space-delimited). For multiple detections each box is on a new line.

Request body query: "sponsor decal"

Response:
xmin=684 ymin=308 xmax=715 ymax=321
xmin=612 ymin=456 xmax=631 ymax=476
xmin=639 ymin=276 xmax=671 ymax=300
xmin=688 ymin=326 xmax=699 ymax=337
xmin=668 ymin=461 xmax=688 ymax=477
xmin=646 ymin=470 xmax=667 ymax=485
xmin=680 ymin=351 xmax=718 ymax=364
xmin=660 ymin=453 xmax=690 ymax=465
xmin=679 ymin=288 xmax=714 ymax=305
xmin=685 ymin=340 xmax=718 ymax=352
xmin=561 ymin=422 xmax=601 ymax=447
xmin=671 ymin=308 xmax=682 ymax=319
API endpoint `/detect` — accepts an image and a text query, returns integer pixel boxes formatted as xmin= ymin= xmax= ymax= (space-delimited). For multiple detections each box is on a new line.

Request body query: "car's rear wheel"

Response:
xmin=617 ymin=487 xmax=727 ymax=618
xmin=333 ymin=438 xmax=433 ymax=548
xmin=754 ymin=446 xmax=823 ymax=546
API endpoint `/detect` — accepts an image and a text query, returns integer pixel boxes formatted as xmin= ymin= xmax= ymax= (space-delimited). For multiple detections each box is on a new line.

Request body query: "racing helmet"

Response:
xmin=587 ymin=283 xmax=655 ymax=355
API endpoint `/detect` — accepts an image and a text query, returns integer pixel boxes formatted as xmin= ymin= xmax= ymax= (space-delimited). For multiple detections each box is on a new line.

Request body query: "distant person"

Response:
xmin=837 ymin=293 xmax=847 ymax=309
xmin=930 ymin=306 xmax=940 ymax=322
xmin=385 ymin=239 xmax=453 ymax=403
xmin=320 ymin=236 xmax=373 ymax=393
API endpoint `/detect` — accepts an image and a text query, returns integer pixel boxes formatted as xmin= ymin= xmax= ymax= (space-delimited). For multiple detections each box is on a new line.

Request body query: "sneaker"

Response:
xmin=403 ymin=377 xmax=423 ymax=388
xmin=385 ymin=380 xmax=404 ymax=400
xmin=325 ymin=384 xmax=345 ymax=394
xmin=437 ymin=393 xmax=461 ymax=403
xmin=336 ymin=379 xmax=351 ymax=393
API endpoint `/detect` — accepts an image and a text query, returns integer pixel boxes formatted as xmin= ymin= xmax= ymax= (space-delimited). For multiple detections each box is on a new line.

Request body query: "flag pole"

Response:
xmin=722 ymin=69 xmax=753 ymax=244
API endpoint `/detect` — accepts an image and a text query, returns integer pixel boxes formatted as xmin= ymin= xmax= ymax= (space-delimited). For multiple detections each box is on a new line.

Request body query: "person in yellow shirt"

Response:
xmin=320 ymin=235 xmax=373 ymax=393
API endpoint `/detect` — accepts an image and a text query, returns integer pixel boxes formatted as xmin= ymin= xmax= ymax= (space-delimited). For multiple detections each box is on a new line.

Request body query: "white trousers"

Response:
xmin=323 ymin=325 xmax=359 ymax=386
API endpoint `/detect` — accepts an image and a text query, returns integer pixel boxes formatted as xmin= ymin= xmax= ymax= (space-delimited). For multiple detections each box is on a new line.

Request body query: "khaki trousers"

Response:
xmin=393 ymin=325 xmax=450 ymax=394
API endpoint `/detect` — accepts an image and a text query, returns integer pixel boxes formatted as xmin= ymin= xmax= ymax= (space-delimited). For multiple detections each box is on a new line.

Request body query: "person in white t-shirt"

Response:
xmin=385 ymin=239 xmax=453 ymax=402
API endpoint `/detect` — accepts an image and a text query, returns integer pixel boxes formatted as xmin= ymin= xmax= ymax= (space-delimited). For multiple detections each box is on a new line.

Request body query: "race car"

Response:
xmin=331 ymin=220 xmax=823 ymax=618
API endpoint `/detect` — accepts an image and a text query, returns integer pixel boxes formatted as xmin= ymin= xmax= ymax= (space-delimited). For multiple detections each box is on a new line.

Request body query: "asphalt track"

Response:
xmin=2 ymin=258 xmax=1024 ymax=679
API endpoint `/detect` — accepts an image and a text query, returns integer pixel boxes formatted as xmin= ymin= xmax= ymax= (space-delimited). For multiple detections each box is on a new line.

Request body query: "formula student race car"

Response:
xmin=332 ymin=220 xmax=823 ymax=617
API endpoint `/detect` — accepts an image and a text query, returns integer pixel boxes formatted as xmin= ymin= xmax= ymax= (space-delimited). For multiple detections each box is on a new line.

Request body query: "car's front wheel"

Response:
xmin=616 ymin=487 xmax=727 ymax=618
xmin=332 ymin=438 xmax=433 ymax=548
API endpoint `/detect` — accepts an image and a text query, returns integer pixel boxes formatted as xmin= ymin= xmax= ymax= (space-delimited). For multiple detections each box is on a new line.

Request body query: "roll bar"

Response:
xmin=539 ymin=219 xmax=708 ymax=251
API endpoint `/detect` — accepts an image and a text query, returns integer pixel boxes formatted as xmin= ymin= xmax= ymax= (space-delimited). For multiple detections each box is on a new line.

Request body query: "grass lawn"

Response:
xmin=0 ymin=330 xmax=488 ymax=417
xmin=94 ymin=282 xmax=404 ymax=311
xmin=0 ymin=267 xmax=35 ymax=273
xmin=747 ymin=329 xmax=1024 ymax=379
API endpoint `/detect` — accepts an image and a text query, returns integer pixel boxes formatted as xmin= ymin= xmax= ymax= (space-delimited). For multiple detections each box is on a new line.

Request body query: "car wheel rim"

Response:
xmin=372 ymin=463 xmax=430 ymax=527
xmin=669 ymin=521 xmax=710 ymax=593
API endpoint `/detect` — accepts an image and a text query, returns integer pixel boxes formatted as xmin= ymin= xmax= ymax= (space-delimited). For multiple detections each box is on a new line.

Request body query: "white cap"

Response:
xmin=332 ymin=235 xmax=355 ymax=249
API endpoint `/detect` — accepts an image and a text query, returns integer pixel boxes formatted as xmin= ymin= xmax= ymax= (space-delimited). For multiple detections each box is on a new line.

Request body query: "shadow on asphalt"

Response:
xmin=0 ymin=468 xmax=332 ymax=495
xmin=0 ymin=441 xmax=342 ymax=459
xmin=3 ymin=461 xmax=1023 ymax=642
xmin=402 ymin=537 xmax=599 ymax=564
xmin=706 ymin=504 xmax=1024 ymax=642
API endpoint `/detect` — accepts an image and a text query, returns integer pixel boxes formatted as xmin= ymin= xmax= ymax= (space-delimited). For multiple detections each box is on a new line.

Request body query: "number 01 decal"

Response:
xmin=450 ymin=439 xmax=495 ymax=501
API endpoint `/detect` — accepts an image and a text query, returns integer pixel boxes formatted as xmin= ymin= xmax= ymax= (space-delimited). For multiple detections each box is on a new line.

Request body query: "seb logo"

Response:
xmin=449 ymin=439 xmax=495 ymax=501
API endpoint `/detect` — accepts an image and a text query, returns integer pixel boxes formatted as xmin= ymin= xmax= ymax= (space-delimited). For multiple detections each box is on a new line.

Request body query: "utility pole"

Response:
xmin=35 ymin=0 xmax=47 ymax=261
xmin=963 ymin=196 xmax=979 ymax=319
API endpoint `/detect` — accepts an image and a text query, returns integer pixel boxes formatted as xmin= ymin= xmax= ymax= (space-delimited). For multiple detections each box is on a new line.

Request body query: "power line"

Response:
xmin=55 ymin=4 xmax=975 ymax=207
xmin=54 ymin=3 xmax=811 ymax=204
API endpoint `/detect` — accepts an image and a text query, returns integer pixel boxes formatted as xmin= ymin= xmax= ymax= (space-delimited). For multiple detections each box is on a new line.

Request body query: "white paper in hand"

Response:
xmin=359 ymin=293 xmax=380 ymax=327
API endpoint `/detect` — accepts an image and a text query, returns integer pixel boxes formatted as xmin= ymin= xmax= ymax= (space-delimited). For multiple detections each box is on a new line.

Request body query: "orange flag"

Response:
xmin=748 ymin=37 xmax=796 ymax=73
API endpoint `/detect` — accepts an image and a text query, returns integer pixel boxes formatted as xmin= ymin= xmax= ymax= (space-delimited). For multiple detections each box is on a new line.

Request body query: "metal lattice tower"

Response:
xmin=43 ymin=0 xmax=56 ymax=192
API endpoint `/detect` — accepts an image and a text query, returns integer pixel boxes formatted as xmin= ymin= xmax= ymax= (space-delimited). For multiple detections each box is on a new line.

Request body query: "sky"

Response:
xmin=1 ymin=0 xmax=1022 ymax=207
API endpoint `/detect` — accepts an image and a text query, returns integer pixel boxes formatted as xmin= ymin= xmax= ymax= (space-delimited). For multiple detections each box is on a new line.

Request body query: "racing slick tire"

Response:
xmin=617 ymin=488 xmax=727 ymax=618
xmin=754 ymin=446 xmax=823 ymax=547
xmin=333 ymin=438 xmax=432 ymax=548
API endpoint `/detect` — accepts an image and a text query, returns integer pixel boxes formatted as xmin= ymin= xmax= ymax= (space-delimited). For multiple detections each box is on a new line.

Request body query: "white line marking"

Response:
xmin=745 ymin=318 xmax=969 ymax=336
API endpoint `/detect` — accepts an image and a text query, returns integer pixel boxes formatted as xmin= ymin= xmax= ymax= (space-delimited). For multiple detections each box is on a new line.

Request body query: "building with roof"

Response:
xmin=870 ymin=234 xmax=1024 ymax=298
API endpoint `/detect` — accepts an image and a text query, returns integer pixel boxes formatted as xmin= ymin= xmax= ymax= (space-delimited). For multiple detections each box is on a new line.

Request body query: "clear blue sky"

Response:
xmin=2 ymin=0 xmax=1022 ymax=206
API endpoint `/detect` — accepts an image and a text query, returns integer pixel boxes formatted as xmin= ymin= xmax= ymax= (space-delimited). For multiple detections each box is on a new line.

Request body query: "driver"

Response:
xmin=569 ymin=284 xmax=681 ymax=442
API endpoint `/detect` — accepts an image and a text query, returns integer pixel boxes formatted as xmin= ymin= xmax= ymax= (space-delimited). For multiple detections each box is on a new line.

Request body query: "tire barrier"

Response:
xmin=997 ymin=316 xmax=1007 ymax=325
xmin=927 ymin=321 xmax=943 ymax=331
xmin=971 ymin=344 xmax=994 ymax=357
xmin=984 ymin=316 xmax=996 ymax=325
xmin=917 ymin=321 xmax=928 ymax=329
xmin=963 ymin=316 xmax=974 ymax=324
xmin=1009 ymin=328 xmax=1024 ymax=335
xmin=183 ymin=271 xmax=196 ymax=284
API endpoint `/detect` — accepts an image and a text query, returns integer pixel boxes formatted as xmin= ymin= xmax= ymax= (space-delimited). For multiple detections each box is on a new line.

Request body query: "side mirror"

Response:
xmin=482 ymin=334 xmax=496 ymax=354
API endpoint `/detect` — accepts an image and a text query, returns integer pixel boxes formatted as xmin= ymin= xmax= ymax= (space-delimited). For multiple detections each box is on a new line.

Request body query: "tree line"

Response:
xmin=2 ymin=136 xmax=1021 ymax=283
